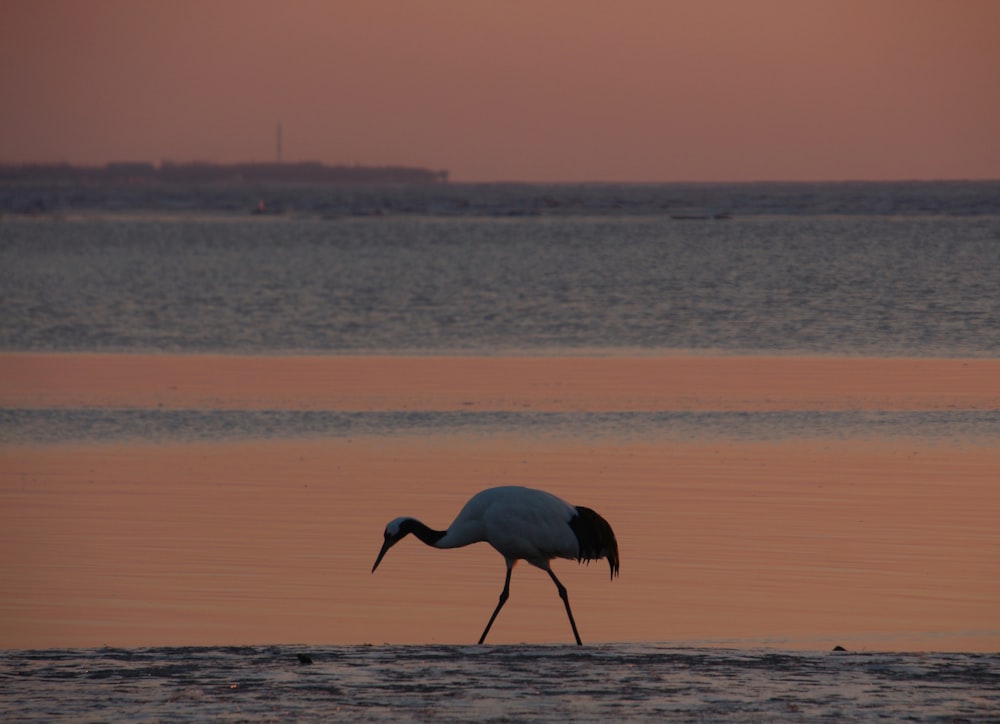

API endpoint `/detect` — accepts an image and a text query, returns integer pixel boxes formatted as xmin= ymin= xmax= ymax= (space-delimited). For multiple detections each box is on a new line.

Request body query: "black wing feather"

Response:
xmin=569 ymin=506 xmax=620 ymax=579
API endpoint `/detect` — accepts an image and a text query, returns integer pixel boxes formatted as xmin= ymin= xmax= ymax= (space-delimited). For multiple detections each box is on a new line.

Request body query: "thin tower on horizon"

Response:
xmin=276 ymin=123 xmax=282 ymax=163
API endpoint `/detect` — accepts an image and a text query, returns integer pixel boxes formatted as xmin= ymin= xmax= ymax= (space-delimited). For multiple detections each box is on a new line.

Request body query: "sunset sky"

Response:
xmin=2 ymin=0 xmax=998 ymax=182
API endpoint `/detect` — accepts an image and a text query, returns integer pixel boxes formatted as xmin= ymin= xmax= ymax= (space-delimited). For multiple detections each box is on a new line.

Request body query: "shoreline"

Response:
xmin=3 ymin=645 xmax=997 ymax=720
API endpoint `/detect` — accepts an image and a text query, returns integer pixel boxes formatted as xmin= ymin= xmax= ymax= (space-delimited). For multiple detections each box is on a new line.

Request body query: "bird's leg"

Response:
xmin=547 ymin=568 xmax=583 ymax=646
xmin=478 ymin=561 xmax=514 ymax=644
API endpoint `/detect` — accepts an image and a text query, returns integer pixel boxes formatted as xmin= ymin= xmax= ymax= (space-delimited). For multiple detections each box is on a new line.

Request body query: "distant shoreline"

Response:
xmin=0 ymin=161 xmax=449 ymax=185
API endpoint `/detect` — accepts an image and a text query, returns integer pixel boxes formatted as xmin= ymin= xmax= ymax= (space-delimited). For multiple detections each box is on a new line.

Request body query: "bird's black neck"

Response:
xmin=401 ymin=518 xmax=447 ymax=547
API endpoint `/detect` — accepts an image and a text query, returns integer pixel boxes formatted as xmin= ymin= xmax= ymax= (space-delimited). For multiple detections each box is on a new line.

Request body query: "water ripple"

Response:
xmin=2 ymin=408 xmax=999 ymax=445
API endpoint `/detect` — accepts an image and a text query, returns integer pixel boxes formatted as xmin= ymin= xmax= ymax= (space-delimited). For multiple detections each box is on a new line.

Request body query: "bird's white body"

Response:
xmin=374 ymin=485 xmax=620 ymax=645
xmin=436 ymin=486 xmax=580 ymax=566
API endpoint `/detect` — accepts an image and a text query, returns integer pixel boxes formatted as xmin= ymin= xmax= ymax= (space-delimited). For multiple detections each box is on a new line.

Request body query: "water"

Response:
xmin=3 ymin=408 xmax=999 ymax=446
xmin=2 ymin=182 xmax=999 ymax=720
xmin=4 ymin=179 xmax=1000 ymax=217
xmin=2 ymin=183 xmax=999 ymax=356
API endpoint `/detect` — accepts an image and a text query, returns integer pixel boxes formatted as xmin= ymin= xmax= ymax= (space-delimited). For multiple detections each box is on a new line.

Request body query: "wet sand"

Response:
xmin=4 ymin=644 xmax=998 ymax=721
xmin=1 ymin=354 xmax=998 ymax=651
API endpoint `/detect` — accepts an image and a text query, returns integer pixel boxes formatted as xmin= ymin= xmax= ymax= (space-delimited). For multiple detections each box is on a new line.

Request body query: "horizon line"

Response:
xmin=1 ymin=160 xmax=997 ymax=187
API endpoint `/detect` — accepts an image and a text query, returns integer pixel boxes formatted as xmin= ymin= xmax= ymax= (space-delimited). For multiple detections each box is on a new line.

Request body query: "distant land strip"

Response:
xmin=0 ymin=161 xmax=449 ymax=185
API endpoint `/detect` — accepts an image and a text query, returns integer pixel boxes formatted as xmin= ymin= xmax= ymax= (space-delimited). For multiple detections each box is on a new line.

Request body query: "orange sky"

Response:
xmin=2 ymin=0 xmax=998 ymax=182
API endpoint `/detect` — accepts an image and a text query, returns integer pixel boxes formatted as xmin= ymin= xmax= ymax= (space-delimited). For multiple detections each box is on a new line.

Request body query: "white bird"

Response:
xmin=371 ymin=485 xmax=620 ymax=645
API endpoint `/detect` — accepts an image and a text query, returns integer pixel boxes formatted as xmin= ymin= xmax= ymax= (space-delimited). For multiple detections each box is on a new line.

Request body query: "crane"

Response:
xmin=371 ymin=485 xmax=620 ymax=645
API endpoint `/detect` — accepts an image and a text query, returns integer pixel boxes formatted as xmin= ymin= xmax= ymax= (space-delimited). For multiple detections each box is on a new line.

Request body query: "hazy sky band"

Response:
xmin=2 ymin=0 xmax=997 ymax=182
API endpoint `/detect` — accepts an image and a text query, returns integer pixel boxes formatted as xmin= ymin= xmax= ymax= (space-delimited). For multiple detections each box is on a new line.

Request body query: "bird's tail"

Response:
xmin=571 ymin=506 xmax=620 ymax=579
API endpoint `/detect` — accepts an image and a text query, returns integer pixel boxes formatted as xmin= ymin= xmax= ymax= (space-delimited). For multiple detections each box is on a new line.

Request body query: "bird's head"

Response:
xmin=371 ymin=517 xmax=413 ymax=573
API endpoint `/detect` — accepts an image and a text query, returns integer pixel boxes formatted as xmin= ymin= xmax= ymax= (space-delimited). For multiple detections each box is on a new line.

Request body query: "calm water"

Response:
xmin=2 ymin=183 xmax=999 ymax=356
xmin=2 ymin=183 xmax=998 ymax=720
xmin=2 ymin=645 xmax=998 ymax=722
xmin=3 ymin=182 xmax=998 ymax=445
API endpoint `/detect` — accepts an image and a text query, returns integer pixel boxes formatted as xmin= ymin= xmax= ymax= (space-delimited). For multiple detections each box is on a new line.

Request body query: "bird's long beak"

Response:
xmin=372 ymin=538 xmax=392 ymax=573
